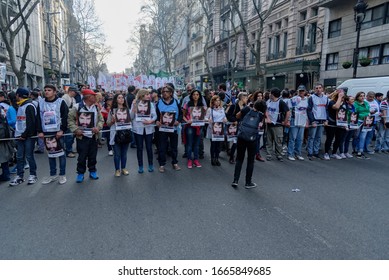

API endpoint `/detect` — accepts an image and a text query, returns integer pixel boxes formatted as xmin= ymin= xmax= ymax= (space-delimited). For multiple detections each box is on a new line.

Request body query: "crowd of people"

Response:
xmin=0 ymin=81 xmax=388 ymax=188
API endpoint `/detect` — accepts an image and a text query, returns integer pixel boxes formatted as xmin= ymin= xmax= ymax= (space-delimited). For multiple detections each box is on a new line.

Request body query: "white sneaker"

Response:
xmin=287 ymin=156 xmax=295 ymax=161
xmin=58 ymin=176 xmax=67 ymax=185
xmin=340 ymin=153 xmax=347 ymax=159
xmin=108 ymin=150 xmax=114 ymax=156
xmin=27 ymin=175 xmax=38 ymax=185
xmin=9 ymin=176 xmax=24 ymax=187
xmin=345 ymin=153 xmax=354 ymax=158
xmin=42 ymin=175 xmax=58 ymax=185
xmin=332 ymin=154 xmax=342 ymax=160
xmin=324 ymin=153 xmax=330 ymax=160
xmin=296 ymin=155 xmax=304 ymax=161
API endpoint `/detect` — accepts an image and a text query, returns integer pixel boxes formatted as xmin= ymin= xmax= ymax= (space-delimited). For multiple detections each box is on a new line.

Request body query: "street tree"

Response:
xmin=231 ymin=0 xmax=279 ymax=89
xmin=0 ymin=0 xmax=40 ymax=87
xmin=72 ymin=0 xmax=105 ymax=82
xmin=141 ymin=0 xmax=186 ymax=74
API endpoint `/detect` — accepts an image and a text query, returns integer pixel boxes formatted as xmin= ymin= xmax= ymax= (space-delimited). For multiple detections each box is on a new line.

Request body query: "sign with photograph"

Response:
xmin=159 ymin=111 xmax=175 ymax=133
xmin=336 ymin=108 xmax=348 ymax=127
xmin=190 ymin=106 xmax=205 ymax=126
xmin=211 ymin=122 xmax=224 ymax=141
xmin=349 ymin=112 xmax=359 ymax=130
xmin=135 ymin=100 xmax=151 ymax=121
xmin=362 ymin=115 xmax=375 ymax=132
xmin=45 ymin=136 xmax=65 ymax=158
xmin=78 ymin=111 xmax=94 ymax=137
xmin=226 ymin=123 xmax=237 ymax=142
xmin=114 ymin=108 xmax=132 ymax=130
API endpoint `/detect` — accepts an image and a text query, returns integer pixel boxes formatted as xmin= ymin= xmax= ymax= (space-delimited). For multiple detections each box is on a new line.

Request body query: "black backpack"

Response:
xmin=237 ymin=109 xmax=263 ymax=142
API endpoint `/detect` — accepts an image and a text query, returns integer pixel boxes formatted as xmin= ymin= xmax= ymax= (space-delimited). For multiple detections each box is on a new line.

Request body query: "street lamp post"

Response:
xmin=352 ymin=0 xmax=368 ymax=79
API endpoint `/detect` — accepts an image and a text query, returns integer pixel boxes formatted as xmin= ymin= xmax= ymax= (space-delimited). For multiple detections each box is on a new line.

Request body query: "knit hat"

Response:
xmin=44 ymin=84 xmax=57 ymax=91
xmin=16 ymin=87 xmax=30 ymax=98
xmin=81 ymin=89 xmax=97 ymax=96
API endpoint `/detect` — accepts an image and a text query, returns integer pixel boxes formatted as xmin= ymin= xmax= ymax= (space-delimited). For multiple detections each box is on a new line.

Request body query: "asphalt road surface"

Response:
xmin=0 ymin=142 xmax=388 ymax=260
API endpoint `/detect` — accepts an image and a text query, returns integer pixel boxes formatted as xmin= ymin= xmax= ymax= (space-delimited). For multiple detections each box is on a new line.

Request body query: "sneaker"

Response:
xmin=313 ymin=154 xmax=321 ymax=159
xmin=266 ymin=155 xmax=272 ymax=161
xmin=27 ymin=175 xmax=38 ymax=185
xmin=345 ymin=153 xmax=354 ymax=158
xmin=148 ymin=165 xmax=154 ymax=172
xmin=324 ymin=153 xmax=330 ymax=160
xmin=332 ymin=154 xmax=342 ymax=160
xmin=245 ymin=182 xmax=257 ymax=189
xmin=193 ymin=159 xmax=202 ymax=168
xmin=231 ymin=180 xmax=238 ymax=188
xmin=357 ymin=153 xmax=369 ymax=159
xmin=24 ymin=164 xmax=30 ymax=169
xmin=9 ymin=176 xmax=24 ymax=187
xmin=277 ymin=156 xmax=284 ymax=162
xmin=138 ymin=166 xmax=144 ymax=174
xmin=158 ymin=166 xmax=165 ymax=173
xmin=115 ymin=170 xmax=121 ymax=177
xmin=108 ymin=150 xmax=114 ymax=156
xmin=58 ymin=176 xmax=67 ymax=185
xmin=296 ymin=155 xmax=304 ymax=161
xmin=287 ymin=156 xmax=296 ymax=161
xmin=76 ymin=173 xmax=84 ymax=183
xmin=255 ymin=153 xmax=265 ymax=162
xmin=367 ymin=150 xmax=375 ymax=155
xmin=89 ymin=171 xmax=99 ymax=180
xmin=215 ymin=158 xmax=221 ymax=166
xmin=42 ymin=175 xmax=58 ymax=185
xmin=340 ymin=153 xmax=347 ymax=159
xmin=172 ymin=164 xmax=181 ymax=171
xmin=122 ymin=169 xmax=129 ymax=176
xmin=187 ymin=159 xmax=193 ymax=169
xmin=67 ymin=152 xmax=76 ymax=158
xmin=308 ymin=154 xmax=313 ymax=161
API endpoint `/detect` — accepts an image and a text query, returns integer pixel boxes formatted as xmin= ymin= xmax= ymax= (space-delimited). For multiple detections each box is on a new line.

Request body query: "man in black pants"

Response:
xmin=68 ymin=89 xmax=104 ymax=183
xmin=232 ymin=101 xmax=267 ymax=189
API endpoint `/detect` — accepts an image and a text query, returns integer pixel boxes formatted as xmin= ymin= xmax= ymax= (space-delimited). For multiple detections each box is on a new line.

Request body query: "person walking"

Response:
xmin=62 ymin=86 xmax=77 ymax=158
xmin=130 ymin=89 xmax=157 ymax=174
xmin=155 ymin=85 xmax=182 ymax=173
xmin=68 ymin=89 xmax=104 ymax=183
xmin=9 ymin=87 xmax=38 ymax=186
xmin=37 ymin=84 xmax=69 ymax=185
xmin=232 ymin=101 xmax=266 ymax=189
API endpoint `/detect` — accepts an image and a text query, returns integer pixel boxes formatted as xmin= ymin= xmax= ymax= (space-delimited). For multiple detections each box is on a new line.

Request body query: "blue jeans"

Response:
xmin=64 ymin=129 xmax=74 ymax=154
xmin=288 ymin=126 xmax=305 ymax=157
xmin=113 ymin=142 xmax=129 ymax=170
xmin=1 ymin=162 xmax=10 ymax=180
xmin=307 ymin=125 xmax=324 ymax=155
xmin=16 ymin=138 xmax=37 ymax=177
xmin=344 ymin=129 xmax=357 ymax=154
xmin=186 ymin=126 xmax=200 ymax=160
xmin=102 ymin=126 xmax=112 ymax=151
xmin=363 ymin=125 xmax=375 ymax=152
xmin=357 ymin=127 xmax=369 ymax=153
xmin=134 ymin=132 xmax=153 ymax=167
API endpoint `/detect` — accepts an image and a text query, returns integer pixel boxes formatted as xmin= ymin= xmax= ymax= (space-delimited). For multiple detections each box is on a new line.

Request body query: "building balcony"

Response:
xmin=266 ymin=51 xmax=287 ymax=61
xmin=296 ymin=44 xmax=317 ymax=56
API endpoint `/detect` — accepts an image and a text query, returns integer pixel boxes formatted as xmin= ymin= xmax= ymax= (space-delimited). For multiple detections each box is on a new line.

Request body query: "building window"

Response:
xmin=283 ymin=32 xmax=288 ymax=53
xmin=274 ymin=35 xmax=280 ymax=55
xmin=328 ymin=19 xmax=341 ymax=38
xmin=383 ymin=43 xmax=389 ymax=64
xmin=283 ymin=18 xmax=289 ymax=28
xmin=326 ymin=53 xmax=338 ymax=70
xmin=359 ymin=45 xmax=380 ymax=65
xmin=300 ymin=11 xmax=307 ymax=21
xmin=311 ymin=7 xmax=318 ymax=17
xmin=361 ymin=4 xmax=386 ymax=30
xmin=296 ymin=26 xmax=305 ymax=54
xmin=275 ymin=21 xmax=281 ymax=30
xmin=268 ymin=38 xmax=272 ymax=56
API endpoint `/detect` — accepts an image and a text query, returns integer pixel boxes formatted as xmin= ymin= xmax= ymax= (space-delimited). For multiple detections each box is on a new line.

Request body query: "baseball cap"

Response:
xmin=297 ymin=85 xmax=306 ymax=91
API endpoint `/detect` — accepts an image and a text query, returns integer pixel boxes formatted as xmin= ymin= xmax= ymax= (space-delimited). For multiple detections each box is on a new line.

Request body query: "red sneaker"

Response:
xmin=193 ymin=159 xmax=202 ymax=168
xmin=187 ymin=159 xmax=193 ymax=169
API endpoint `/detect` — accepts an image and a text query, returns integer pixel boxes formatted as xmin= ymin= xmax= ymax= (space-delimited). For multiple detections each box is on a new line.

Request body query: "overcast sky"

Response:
xmin=94 ymin=0 xmax=144 ymax=73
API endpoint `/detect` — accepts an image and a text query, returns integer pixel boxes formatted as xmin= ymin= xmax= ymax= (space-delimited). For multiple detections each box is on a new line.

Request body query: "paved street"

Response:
xmin=0 ymin=143 xmax=388 ymax=260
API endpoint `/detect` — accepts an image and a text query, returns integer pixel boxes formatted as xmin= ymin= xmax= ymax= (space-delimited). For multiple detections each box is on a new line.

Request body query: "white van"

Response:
xmin=337 ymin=77 xmax=389 ymax=97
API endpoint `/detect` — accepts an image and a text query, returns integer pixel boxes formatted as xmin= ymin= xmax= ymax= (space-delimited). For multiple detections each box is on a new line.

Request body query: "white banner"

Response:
xmin=0 ymin=63 xmax=6 ymax=83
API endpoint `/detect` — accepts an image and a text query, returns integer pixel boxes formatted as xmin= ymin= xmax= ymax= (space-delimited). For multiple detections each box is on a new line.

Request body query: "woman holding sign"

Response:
xmin=130 ymin=89 xmax=157 ymax=174
xmin=107 ymin=93 xmax=132 ymax=177
xmin=205 ymin=95 xmax=227 ymax=166
xmin=182 ymin=90 xmax=206 ymax=169
xmin=353 ymin=92 xmax=371 ymax=159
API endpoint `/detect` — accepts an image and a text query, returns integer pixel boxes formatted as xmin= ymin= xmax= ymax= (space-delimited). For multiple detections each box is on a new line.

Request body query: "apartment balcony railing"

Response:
xmin=266 ymin=51 xmax=287 ymax=61
xmin=296 ymin=44 xmax=316 ymax=55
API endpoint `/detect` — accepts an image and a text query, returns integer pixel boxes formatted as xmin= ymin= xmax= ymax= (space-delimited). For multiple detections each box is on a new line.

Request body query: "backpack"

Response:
xmin=0 ymin=108 xmax=11 ymax=139
xmin=237 ymin=109 xmax=263 ymax=142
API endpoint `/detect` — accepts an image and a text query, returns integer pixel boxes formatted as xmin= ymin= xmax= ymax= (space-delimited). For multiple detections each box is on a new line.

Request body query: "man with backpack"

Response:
xmin=232 ymin=100 xmax=267 ymax=189
xmin=265 ymin=87 xmax=291 ymax=161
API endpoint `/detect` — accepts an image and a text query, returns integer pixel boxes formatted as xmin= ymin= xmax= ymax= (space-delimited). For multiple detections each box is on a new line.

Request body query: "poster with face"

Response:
xmin=190 ymin=106 xmax=206 ymax=126
xmin=349 ymin=112 xmax=359 ymax=130
xmin=362 ymin=115 xmax=375 ymax=131
xmin=211 ymin=122 xmax=224 ymax=141
xmin=114 ymin=108 xmax=132 ymax=130
xmin=226 ymin=123 xmax=237 ymax=142
xmin=45 ymin=136 xmax=64 ymax=158
xmin=336 ymin=108 xmax=348 ymax=127
xmin=135 ymin=100 xmax=151 ymax=121
xmin=159 ymin=111 xmax=176 ymax=133
xmin=43 ymin=110 xmax=57 ymax=131
xmin=78 ymin=112 xmax=95 ymax=137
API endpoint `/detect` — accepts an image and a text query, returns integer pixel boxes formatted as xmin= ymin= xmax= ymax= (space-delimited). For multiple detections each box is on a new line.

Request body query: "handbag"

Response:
xmin=114 ymin=129 xmax=132 ymax=144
